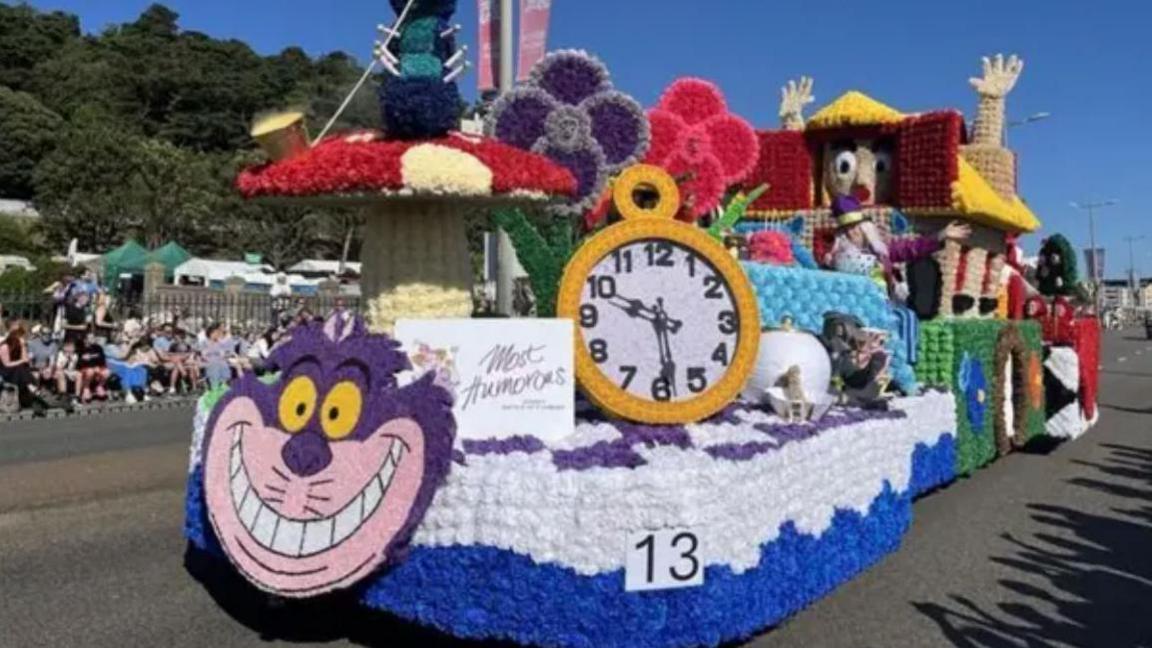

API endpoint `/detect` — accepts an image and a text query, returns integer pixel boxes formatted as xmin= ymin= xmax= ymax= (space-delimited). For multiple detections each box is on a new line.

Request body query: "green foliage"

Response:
xmin=0 ymin=256 xmax=68 ymax=292
xmin=490 ymin=208 xmax=576 ymax=318
xmin=0 ymin=214 xmax=43 ymax=258
xmin=0 ymin=1 xmax=376 ymax=268
xmin=707 ymin=185 xmax=768 ymax=241
xmin=0 ymin=87 xmax=63 ymax=199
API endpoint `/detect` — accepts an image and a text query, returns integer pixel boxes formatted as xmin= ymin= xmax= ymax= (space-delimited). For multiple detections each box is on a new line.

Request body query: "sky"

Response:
xmin=26 ymin=0 xmax=1152 ymax=277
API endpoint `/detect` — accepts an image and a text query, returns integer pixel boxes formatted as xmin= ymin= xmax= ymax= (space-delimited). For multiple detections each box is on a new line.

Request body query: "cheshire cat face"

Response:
xmin=202 ymin=316 xmax=455 ymax=597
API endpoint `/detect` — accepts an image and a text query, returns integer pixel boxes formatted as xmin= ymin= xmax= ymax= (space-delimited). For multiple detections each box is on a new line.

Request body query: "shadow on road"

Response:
xmin=912 ymin=443 xmax=1152 ymax=647
xmin=184 ymin=547 xmax=509 ymax=647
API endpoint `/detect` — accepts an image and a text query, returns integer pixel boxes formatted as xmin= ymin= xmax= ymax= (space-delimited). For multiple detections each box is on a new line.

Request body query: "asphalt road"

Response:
xmin=1 ymin=331 xmax=1149 ymax=648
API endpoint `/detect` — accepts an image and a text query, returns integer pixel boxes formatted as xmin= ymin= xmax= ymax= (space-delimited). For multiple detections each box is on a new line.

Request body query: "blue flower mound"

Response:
xmin=359 ymin=483 xmax=912 ymax=648
xmin=909 ymin=433 xmax=956 ymax=497
xmin=742 ymin=263 xmax=918 ymax=393
xmin=184 ymin=466 xmax=222 ymax=556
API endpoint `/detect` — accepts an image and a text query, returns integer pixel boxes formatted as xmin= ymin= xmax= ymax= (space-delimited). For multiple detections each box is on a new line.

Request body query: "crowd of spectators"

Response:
xmin=0 ymin=274 xmax=338 ymax=416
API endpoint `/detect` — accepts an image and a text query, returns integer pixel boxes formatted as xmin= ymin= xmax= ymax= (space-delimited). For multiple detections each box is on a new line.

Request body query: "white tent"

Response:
xmin=287 ymin=259 xmax=362 ymax=276
xmin=174 ymin=258 xmax=275 ymax=284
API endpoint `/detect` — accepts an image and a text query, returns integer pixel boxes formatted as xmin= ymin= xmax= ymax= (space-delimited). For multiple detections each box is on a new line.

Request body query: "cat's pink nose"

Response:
xmin=281 ymin=431 xmax=332 ymax=477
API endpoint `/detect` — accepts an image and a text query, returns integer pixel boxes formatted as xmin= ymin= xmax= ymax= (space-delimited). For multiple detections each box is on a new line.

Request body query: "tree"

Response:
xmin=0 ymin=86 xmax=63 ymax=199
xmin=0 ymin=3 xmax=81 ymax=91
xmin=33 ymin=117 xmax=221 ymax=252
xmin=0 ymin=214 xmax=43 ymax=257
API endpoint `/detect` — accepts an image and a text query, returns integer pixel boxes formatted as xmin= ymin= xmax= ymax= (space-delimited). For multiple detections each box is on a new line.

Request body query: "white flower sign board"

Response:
xmin=394 ymin=319 xmax=574 ymax=443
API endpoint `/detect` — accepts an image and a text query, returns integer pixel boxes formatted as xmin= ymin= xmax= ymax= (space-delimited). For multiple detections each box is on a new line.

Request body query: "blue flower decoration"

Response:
xmin=957 ymin=353 xmax=987 ymax=432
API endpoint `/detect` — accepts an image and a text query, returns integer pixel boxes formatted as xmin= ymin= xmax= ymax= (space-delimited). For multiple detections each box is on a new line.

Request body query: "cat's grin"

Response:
xmin=228 ymin=424 xmax=407 ymax=558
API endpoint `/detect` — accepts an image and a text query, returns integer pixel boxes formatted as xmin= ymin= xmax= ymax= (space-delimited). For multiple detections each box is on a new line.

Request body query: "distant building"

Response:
xmin=1101 ymin=279 xmax=1136 ymax=309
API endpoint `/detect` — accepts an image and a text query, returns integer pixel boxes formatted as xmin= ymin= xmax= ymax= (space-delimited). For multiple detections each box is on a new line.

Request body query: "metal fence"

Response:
xmin=0 ymin=291 xmax=361 ymax=333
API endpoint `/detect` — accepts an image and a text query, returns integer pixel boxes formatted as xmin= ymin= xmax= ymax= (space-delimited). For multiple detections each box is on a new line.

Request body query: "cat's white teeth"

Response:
xmin=271 ymin=519 xmax=305 ymax=557
xmin=238 ymin=493 xmax=262 ymax=530
xmin=250 ymin=505 xmax=278 ymax=546
xmin=300 ymin=517 xmax=334 ymax=555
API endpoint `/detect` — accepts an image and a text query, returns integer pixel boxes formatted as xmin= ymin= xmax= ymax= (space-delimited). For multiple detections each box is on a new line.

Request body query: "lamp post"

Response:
xmin=1004 ymin=111 xmax=1052 ymax=146
xmin=1125 ymin=235 xmax=1147 ymax=307
xmin=1071 ymin=199 xmax=1119 ymax=316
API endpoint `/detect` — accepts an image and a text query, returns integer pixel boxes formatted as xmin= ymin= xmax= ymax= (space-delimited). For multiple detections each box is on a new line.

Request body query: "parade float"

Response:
xmin=183 ymin=2 xmax=1099 ymax=646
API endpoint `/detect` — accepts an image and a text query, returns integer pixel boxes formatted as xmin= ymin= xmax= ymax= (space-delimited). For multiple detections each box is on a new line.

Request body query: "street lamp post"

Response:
xmin=1125 ymin=235 xmax=1147 ymax=307
xmin=1004 ymin=111 xmax=1052 ymax=147
xmin=1071 ymin=199 xmax=1119 ymax=316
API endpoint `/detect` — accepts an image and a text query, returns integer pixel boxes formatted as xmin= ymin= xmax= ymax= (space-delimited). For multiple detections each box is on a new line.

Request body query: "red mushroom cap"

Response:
xmin=238 ymin=131 xmax=577 ymax=201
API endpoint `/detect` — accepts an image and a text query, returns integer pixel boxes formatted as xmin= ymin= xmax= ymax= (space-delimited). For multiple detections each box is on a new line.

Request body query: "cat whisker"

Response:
xmin=308 ymin=478 xmax=335 ymax=486
xmin=271 ymin=466 xmax=291 ymax=481
xmin=304 ymin=506 xmax=324 ymax=517
xmin=264 ymin=484 xmax=286 ymax=494
xmin=306 ymin=493 xmax=331 ymax=502
xmin=265 ymin=497 xmax=284 ymax=504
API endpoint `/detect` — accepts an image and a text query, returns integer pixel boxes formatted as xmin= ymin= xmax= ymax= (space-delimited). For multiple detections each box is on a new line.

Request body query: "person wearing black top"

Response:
xmin=76 ymin=334 xmax=110 ymax=402
xmin=0 ymin=322 xmax=49 ymax=414
xmin=62 ymin=291 xmax=90 ymax=346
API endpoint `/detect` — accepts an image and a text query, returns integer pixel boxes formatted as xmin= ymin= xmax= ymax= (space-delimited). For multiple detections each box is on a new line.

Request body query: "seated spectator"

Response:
xmin=168 ymin=329 xmax=200 ymax=393
xmin=1 ymin=320 xmax=50 ymax=415
xmin=201 ymin=323 xmax=235 ymax=389
xmin=127 ymin=337 xmax=166 ymax=398
xmin=76 ymin=334 xmax=110 ymax=403
xmin=27 ymin=324 xmax=58 ymax=387
xmin=54 ymin=340 xmax=81 ymax=400
xmin=245 ymin=327 xmax=279 ymax=375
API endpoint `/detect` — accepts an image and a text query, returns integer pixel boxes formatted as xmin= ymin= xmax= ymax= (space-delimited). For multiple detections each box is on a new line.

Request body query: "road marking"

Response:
xmin=1138 ymin=350 xmax=1145 ymax=356
xmin=1118 ymin=357 xmax=1128 ymax=363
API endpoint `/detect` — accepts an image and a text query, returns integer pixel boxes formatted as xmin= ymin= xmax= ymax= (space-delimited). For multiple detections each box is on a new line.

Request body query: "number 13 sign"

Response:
xmin=625 ymin=528 xmax=705 ymax=592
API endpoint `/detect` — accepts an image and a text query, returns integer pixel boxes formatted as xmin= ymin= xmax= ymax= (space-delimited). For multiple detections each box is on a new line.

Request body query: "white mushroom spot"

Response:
xmin=401 ymin=144 xmax=493 ymax=196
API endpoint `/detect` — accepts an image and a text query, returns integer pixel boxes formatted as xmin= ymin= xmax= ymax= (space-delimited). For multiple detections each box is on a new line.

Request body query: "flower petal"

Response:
xmin=532 ymin=141 xmax=608 ymax=216
xmin=531 ymin=50 xmax=611 ymax=105
xmin=490 ymin=87 xmax=559 ymax=151
xmin=664 ymin=151 xmax=726 ymax=221
xmin=643 ymin=108 xmax=688 ymax=166
xmin=701 ymin=113 xmax=760 ymax=181
xmin=580 ymin=91 xmax=650 ymax=172
xmin=657 ymin=78 xmax=727 ymax=125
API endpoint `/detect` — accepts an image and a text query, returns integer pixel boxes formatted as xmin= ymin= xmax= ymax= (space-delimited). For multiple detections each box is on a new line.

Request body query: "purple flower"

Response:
xmin=490 ymin=50 xmax=650 ymax=215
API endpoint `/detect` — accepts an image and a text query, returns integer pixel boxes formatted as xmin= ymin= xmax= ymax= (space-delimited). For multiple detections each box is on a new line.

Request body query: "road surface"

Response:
xmin=1 ymin=331 xmax=1149 ymax=648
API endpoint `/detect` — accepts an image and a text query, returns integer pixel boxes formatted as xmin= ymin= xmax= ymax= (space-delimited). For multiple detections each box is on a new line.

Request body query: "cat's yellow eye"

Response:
xmin=320 ymin=381 xmax=362 ymax=440
xmin=278 ymin=376 xmax=317 ymax=433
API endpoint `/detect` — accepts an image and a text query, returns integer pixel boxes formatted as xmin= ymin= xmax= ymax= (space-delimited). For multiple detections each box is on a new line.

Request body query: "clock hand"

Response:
xmin=606 ymin=294 xmax=657 ymax=321
xmin=653 ymin=299 xmax=678 ymax=397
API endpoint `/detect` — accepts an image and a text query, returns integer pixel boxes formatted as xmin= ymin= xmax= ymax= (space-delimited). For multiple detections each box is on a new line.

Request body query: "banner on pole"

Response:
xmin=516 ymin=0 xmax=552 ymax=81
xmin=1084 ymin=247 xmax=1106 ymax=282
xmin=477 ymin=0 xmax=501 ymax=93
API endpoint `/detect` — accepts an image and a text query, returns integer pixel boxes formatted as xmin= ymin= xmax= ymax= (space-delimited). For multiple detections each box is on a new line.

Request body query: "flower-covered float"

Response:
xmin=183 ymin=2 xmax=1099 ymax=645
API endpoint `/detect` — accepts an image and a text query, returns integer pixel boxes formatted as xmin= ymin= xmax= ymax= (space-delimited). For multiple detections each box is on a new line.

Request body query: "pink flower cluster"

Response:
xmin=644 ymin=79 xmax=759 ymax=222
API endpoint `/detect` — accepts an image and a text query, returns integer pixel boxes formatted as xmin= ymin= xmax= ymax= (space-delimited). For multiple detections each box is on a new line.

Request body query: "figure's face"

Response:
xmin=823 ymin=138 xmax=894 ymax=206
xmin=201 ymin=321 xmax=453 ymax=597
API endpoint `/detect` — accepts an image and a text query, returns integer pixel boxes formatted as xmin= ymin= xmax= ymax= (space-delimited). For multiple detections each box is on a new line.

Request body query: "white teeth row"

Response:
xmin=227 ymin=439 xmax=405 ymax=557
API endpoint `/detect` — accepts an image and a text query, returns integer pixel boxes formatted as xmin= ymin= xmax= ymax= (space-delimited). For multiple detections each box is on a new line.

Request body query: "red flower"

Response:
xmin=643 ymin=79 xmax=759 ymax=222
xmin=747 ymin=231 xmax=795 ymax=266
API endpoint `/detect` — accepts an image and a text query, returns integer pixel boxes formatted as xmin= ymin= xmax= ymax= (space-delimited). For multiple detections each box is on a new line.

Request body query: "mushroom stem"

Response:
xmin=362 ymin=201 xmax=473 ymax=332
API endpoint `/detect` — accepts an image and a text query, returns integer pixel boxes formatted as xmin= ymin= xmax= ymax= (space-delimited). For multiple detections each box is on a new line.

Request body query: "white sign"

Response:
xmin=394 ymin=319 xmax=574 ymax=443
xmin=625 ymin=528 xmax=705 ymax=592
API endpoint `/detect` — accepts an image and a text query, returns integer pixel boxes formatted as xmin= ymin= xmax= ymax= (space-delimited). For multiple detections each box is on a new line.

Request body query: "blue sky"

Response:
xmin=28 ymin=0 xmax=1152 ymax=276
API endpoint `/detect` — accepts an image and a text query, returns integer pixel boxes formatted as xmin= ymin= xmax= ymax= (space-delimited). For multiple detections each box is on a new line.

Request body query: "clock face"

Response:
xmin=577 ymin=237 xmax=743 ymax=404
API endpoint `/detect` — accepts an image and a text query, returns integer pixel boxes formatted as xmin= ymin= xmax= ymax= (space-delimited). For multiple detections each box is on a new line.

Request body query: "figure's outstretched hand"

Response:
xmin=969 ymin=54 xmax=1024 ymax=97
xmin=779 ymin=76 xmax=815 ymax=129
xmin=940 ymin=221 xmax=972 ymax=241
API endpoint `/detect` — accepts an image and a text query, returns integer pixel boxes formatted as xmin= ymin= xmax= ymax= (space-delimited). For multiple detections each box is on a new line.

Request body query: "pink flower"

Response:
xmin=644 ymin=79 xmax=759 ymax=222
xmin=747 ymin=231 xmax=795 ymax=266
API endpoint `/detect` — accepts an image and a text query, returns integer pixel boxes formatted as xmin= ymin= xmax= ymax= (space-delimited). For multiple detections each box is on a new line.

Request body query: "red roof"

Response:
xmin=238 ymin=131 xmax=577 ymax=200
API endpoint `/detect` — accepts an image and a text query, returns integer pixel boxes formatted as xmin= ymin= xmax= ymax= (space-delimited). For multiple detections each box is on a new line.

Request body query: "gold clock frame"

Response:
xmin=556 ymin=218 xmax=761 ymax=424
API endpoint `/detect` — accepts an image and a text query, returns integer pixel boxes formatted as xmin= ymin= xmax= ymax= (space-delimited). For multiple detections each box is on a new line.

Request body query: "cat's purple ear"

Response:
xmin=323 ymin=311 xmax=366 ymax=343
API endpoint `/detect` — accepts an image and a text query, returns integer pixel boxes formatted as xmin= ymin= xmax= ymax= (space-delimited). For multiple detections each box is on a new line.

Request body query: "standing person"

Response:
xmin=76 ymin=334 xmax=110 ymax=403
xmin=92 ymin=292 xmax=116 ymax=343
xmin=0 ymin=321 xmax=49 ymax=414
xmin=62 ymin=291 xmax=91 ymax=347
